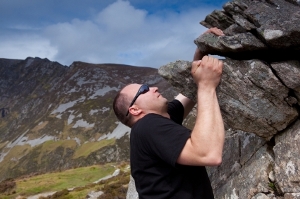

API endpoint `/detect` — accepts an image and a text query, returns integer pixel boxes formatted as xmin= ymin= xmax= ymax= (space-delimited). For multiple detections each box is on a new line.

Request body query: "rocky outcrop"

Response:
xmin=274 ymin=121 xmax=300 ymax=194
xmin=127 ymin=0 xmax=300 ymax=198
xmin=126 ymin=176 xmax=139 ymax=199
xmin=198 ymin=0 xmax=300 ymax=60
xmin=159 ymin=59 xmax=299 ymax=139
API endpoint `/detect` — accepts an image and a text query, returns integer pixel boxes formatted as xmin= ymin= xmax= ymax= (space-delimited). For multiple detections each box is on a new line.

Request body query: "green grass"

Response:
xmin=0 ymin=163 xmax=129 ymax=199
xmin=72 ymin=139 xmax=115 ymax=159
xmin=0 ymin=145 xmax=32 ymax=171
xmin=37 ymin=140 xmax=77 ymax=164
xmin=40 ymin=140 xmax=77 ymax=154
xmin=18 ymin=165 xmax=114 ymax=193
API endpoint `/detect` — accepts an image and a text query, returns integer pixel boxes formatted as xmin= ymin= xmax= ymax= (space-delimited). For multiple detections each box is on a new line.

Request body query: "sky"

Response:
xmin=0 ymin=0 xmax=227 ymax=68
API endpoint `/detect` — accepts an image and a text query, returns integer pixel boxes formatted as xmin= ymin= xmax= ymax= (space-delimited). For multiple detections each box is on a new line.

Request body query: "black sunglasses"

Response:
xmin=126 ymin=84 xmax=150 ymax=116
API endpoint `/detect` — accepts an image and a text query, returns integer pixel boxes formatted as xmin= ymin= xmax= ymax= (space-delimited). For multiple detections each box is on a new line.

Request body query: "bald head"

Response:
xmin=113 ymin=84 xmax=143 ymax=127
xmin=113 ymin=83 xmax=168 ymax=127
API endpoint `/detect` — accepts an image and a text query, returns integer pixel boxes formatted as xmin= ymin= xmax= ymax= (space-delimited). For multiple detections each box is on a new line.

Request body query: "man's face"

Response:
xmin=123 ymin=84 xmax=168 ymax=115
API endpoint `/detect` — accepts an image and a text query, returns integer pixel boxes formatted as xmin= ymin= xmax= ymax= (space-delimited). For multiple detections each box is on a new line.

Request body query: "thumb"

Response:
xmin=191 ymin=60 xmax=201 ymax=74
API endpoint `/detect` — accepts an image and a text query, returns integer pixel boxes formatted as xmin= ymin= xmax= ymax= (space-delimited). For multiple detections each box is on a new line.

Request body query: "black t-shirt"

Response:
xmin=130 ymin=100 xmax=214 ymax=199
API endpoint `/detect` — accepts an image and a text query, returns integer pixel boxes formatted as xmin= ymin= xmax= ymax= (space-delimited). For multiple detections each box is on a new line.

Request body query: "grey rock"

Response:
xmin=194 ymin=32 xmax=267 ymax=57
xmin=284 ymin=193 xmax=300 ymax=199
xmin=274 ymin=120 xmax=300 ymax=193
xmin=207 ymin=130 xmax=268 ymax=194
xmin=199 ymin=0 xmax=300 ymax=60
xmin=271 ymin=60 xmax=300 ymax=105
xmin=201 ymin=10 xmax=235 ymax=30
xmin=269 ymin=171 xmax=276 ymax=183
xmin=158 ymin=60 xmax=196 ymax=101
xmin=86 ymin=191 xmax=104 ymax=199
xmin=159 ymin=59 xmax=298 ymax=139
xmin=212 ymin=141 xmax=274 ymax=198
xmin=251 ymin=193 xmax=272 ymax=199
xmin=126 ymin=176 xmax=139 ymax=199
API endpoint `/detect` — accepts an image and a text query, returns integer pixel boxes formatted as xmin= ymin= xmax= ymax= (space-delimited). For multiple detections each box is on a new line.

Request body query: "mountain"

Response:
xmin=0 ymin=57 xmax=178 ymax=181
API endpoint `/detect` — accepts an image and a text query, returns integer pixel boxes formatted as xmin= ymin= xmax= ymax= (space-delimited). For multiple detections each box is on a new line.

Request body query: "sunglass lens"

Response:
xmin=141 ymin=85 xmax=149 ymax=93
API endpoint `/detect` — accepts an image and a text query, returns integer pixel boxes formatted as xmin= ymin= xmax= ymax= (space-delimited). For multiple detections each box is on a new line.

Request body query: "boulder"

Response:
xmin=199 ymin=0 xmax=300 ymax=59
xmin=274 ymin=120 xmax=300 ymax=193
xmin=159 ymin=59 xmax=298 ymax=139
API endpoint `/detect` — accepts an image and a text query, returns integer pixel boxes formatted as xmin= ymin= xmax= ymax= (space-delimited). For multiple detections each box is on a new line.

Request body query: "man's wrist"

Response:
xmin=193 ymin=47 xmax=206 ymax=61
xmin=197 ymin=84 xmax=217 ymax=93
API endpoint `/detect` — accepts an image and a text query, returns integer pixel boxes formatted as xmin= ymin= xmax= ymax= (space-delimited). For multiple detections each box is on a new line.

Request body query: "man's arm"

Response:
xmin=177 ymin=56 xmax=225 ymax=166
xmin=175 ymin=94 xmax=195 ymax=119
xmin=174 ymin=47 xmax=200 ymax=118
xmin=175 ymin=27 xmax=224 ymax=118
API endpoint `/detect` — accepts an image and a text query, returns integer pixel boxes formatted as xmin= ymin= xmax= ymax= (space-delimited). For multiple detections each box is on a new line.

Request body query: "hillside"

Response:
xmin=0 ymin=162 xmax=130 ymax=199
xmin=0 ymin=57 xmax=179 ymax=181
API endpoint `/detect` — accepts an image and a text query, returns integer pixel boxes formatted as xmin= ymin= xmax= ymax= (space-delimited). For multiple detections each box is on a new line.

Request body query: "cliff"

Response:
xmin=128 ymin=0 xmax=300 ymax=198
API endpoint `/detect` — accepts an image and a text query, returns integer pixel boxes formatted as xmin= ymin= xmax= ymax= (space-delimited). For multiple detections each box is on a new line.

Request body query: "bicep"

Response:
xmin=177 ymin=138 xmax=205 ymax=166
xmin=177 ymin=138 xmax=223 ymax=166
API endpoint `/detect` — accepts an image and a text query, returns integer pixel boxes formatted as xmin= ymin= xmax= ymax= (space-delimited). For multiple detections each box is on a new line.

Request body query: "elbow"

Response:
xmin=212 ymin=157 xmax=222 ymax=166
xmin=205 ymin=154 xmax=222 ymax=166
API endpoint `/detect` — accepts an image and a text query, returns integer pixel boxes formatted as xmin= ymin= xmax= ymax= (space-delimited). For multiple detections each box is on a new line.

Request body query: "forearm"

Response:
xmin=193 ymin=47 xmax=205 ymax=61
xmin=175 ymin=94 xmax=196 ymax=119
xmin=190 ymin=88 xmax=225 ymax=165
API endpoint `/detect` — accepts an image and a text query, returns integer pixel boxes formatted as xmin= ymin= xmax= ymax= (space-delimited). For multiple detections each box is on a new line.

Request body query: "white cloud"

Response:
xmin=95 ymin=0 xmax=147 ymax=32
xmin=0 ymin=34 xmax=57 ymax=61
xmin=0 ymin=0 xmax=216 ymax=68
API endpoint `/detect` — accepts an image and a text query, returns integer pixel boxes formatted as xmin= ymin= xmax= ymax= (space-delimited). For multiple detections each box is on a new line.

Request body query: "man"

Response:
xmin=113 ymin=28 xmax=225 ymax=199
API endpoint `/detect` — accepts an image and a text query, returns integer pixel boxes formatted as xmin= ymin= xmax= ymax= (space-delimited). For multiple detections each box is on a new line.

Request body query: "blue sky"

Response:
xmin=0 ymin=0 xmax=227 ymax=68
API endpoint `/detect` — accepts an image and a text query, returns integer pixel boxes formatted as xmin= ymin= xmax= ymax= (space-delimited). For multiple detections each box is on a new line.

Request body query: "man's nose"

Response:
xmin=150 ymin=87 xmax=158 ymax=92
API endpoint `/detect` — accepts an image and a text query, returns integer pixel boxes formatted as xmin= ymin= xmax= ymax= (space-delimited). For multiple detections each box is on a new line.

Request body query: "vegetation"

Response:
xmin=72 ymin=139 xmax=116 ymax=159
xmin=268 ymin=182 xmax=283 ymax=196
xmin=0 ymin=162 xmax=130 ymax=199
xmin=97 ymin=171 xmax=129 ymax=199
xmin=0 ymin=178 xmax=16 ymax=195
xmin=0 ymin=145 xmax=32 ymax=175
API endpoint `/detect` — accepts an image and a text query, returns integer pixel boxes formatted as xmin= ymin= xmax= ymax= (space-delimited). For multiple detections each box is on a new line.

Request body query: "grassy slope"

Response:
xmin=0 ymin=162 xmax=130 ymax=199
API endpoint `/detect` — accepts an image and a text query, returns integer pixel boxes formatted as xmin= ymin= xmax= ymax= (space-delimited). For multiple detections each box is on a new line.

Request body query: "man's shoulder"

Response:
xmin=168 ymin=99 xmax=183 ymax=109
xmin=133 ymin=113 xmax=169 ymax=128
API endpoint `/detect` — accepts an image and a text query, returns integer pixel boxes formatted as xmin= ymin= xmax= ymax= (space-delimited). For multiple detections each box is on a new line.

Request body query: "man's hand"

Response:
xmin=193 ymin=27 xmax=224 ymax=61
xmin=191 ymin=56 xmax=223 ymax=90
xmin=203 ymin=27 xmax=224 ymax=36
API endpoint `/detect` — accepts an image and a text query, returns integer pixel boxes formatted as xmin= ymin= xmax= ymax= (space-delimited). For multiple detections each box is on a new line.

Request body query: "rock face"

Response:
xmin=159 ymin=59 xmax=298 ymax=139
xmin=127 ymin=0 xmax=300 ymax=198
xmin=274 ymin=121 xmax=300 ymax=194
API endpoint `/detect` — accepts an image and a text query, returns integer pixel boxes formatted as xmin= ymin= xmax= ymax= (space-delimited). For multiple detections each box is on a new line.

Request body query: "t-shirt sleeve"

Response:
xmin=133 ymin=114 xmax=191 ymax=167
xmin=168 ymin=99 xmax=184 ymax=125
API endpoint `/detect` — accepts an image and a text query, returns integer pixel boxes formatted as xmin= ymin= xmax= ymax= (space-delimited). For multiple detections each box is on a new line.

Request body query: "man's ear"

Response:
xmin=128 ymin=105 xmax=142 ymax=116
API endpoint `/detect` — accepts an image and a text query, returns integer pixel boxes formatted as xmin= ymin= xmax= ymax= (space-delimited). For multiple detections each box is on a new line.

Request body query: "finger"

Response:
xmin=209 ymin=28 xmax=225 ymax=36
xmin=214 ymin=59 xmax=222 ymax=73
xmin=191 ymin=60 xmax=201 ymax=73
xmin=201 ymin=55 xmax=208 ymax=63
xmin=218 ymin=60 xmax=223 ymax=69
xmin=210 ymin=56 xmax=215 ymax=64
